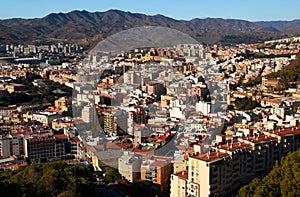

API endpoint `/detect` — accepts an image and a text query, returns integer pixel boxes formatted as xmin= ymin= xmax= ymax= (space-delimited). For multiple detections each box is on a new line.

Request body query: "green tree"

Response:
xmin=0 ymin=161 xmax=97 ymax=197
xmin=237 ymin=149 xmax=300 ymax=197
xmin=234 ymin=97 xmax=261 ymax=111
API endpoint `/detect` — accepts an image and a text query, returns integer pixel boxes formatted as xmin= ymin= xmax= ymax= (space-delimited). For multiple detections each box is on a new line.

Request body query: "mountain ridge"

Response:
xmin=0 ymin=9 xmax=299 ymax=45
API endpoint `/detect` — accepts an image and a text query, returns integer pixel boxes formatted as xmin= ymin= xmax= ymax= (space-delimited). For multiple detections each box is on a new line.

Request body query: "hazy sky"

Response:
xmin=0 ymin=0 xmax=299 ymax=21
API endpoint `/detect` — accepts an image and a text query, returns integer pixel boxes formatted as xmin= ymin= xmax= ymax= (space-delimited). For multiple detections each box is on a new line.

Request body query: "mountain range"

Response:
xmin=0 ymin=9 xmax=299 ymax=46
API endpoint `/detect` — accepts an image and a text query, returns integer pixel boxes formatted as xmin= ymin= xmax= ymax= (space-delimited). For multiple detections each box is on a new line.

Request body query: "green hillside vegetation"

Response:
xmin=234 ymin=97 xmax=261 ymax=110
xmin=0 ymin=10 xmax=281 ymax=45
xmin=267 ymin=53 xmax=300 ymax=89
xmin=244 ymin=53 xmax=300 ymax=88
xmin=0 ymin=161 xmax=97 ymax=197
xmin=0 ymin=75 xmax=72 ymax=107
xmin=237 ymin=148 xmax=300 ymax=197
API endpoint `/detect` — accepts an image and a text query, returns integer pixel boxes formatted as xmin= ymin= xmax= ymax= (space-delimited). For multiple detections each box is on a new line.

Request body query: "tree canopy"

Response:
xmin=0 ymin=161 xmax=97 ymax=197
xmin=237 ymin=148 xmax=300 ymax=197
xmin=234 ymin=97 xmax=261 ymax=111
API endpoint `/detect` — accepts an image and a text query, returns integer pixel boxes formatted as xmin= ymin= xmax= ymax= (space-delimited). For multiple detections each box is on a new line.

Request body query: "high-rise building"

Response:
xmin=82 ymin=105 xmax=97 ymax=124
xmin=103 ymin=111 xmax=117 ymax=133
xmin=25 ymin=133 xmax=72 ymax=163
xmin=25 ymin=133 xmax=56 ymax=163
xmin=0 ymin=134 xmax=24 ymax=158
xmin=0 ymin=135 xmax=12 ymax=158
xmin=170 ymin=171 xmax=189 ymax=197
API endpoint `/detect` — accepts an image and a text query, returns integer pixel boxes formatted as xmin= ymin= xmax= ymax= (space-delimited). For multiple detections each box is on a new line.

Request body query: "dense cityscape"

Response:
xmin=0 ymin=5 xmax=300 ymax=197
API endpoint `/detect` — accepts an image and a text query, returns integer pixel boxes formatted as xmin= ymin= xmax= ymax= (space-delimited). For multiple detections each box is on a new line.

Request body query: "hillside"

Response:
xmin=0 ymin=9 xmax=284 ymax=45
xmin=255 ymin=19 xmax=300 ymax=35
xmin=237 ymin=148 xmax=300 ymax=197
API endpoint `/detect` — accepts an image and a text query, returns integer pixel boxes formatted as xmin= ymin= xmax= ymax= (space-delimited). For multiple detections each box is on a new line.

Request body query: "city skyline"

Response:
xmin=0 ymin=1 xmax=300 ymax=196
xmin=0 ymin=0 xmax=299 ymax=21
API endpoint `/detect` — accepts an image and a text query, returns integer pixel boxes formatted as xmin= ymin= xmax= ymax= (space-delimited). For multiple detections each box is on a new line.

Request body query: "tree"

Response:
xmin=0 ymin=161 xmax=97 ymax=197
xmin=237 ymin=148 xmax=300 ymax=197
xmin=234 ymin=97 xmax=261 ymax=111
xmin=103 ymin=166 xmax=122 ymax=184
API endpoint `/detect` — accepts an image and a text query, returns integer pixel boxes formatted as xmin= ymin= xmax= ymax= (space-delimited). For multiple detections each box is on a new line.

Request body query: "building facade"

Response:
xmin=170 ymin=127 xmax=300 ymax=197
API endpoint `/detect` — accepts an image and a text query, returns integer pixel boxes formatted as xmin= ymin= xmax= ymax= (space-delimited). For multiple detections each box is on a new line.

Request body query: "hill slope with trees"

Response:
xmin=237 ymin=148 xmax=300 ymax=197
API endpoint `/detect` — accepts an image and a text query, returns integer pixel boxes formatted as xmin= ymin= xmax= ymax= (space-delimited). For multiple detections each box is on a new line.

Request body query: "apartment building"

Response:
xmin=25 ymin=133 xmax=56 ymax=163
xmin=0 ymin=135 xmax=12 ymax=158
xmin=170 ymin=127 xmax=300 ymax=197
xmin=70 ymin=136 xmax=85 ymax=160
xmin=170 ymin=171 xmax=189 ymax=197
xmin=103 ymin=111 xmax=117 ymax=133
xmin=141 ymin=156 xmax=172 ymax=192
xmin=0 ymin=133 xmax=24 ymax=158
xmin=25 ymin=133 xmax=72 ymax=163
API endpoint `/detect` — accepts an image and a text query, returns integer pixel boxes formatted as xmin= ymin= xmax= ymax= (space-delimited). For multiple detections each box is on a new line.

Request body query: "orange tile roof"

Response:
xmin=271 ymin=127 xmax=300 ymax=137
xmin=150 ymin=160 xmax=169 ymax=167
xmin=175 ymin=170 xmax=188 ymax=180
xmin=70 ymin=136 xmax=81 ymax=142
xmin=132 ymin=148 xmax=154 ymax=154
xmin=192 ymin=151 xmax=229 ymax=162
xmin=219 ymin=141 xmax=252 ymax=151
xmin=55 ymin=134 xmax=69 ymax=140
xmin=244 ymin=134 xmax=276 ymax=143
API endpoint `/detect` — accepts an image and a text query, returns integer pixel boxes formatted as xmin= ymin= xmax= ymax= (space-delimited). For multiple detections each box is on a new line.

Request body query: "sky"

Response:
xmin=0 ymin=0 xmax=299 ymax=21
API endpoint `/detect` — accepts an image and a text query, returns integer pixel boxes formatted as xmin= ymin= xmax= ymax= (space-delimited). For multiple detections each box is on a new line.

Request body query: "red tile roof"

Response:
xmin=150 ymin=160 xmax=168 ymax=167
xmin=192 ymin=151 xmax=229 ymax=162
xmin=132 ymin=148 xmax=154 ymax=154
xmin=244 ymin=134 xmax=276 ymax=143
xmin=175 ymin=170 xmax=188 ymax=180
xmin=70 ymin=136 xmax=81 ymax=142
xmin=219 ymin=141 xmax=252 ymax=151
xmin=271 ymin=127 xmax=300 ymax=137
xmin=54 ymin=134 xmax=68 ymax=140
